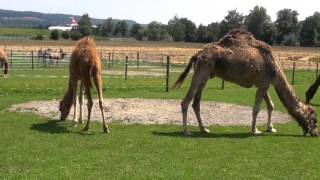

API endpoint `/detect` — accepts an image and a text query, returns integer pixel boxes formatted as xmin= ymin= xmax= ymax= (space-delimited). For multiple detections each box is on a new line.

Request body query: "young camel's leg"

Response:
xmin=78 ymin=82 xmax=84 ymax=124
xmin=264 ymin=93 xmax=277 ymax=133
xmin=71 ymin=80 xmax=78 ymax=126
xmin=93 ymin=72 xmax=109 ymax=133
xmin=82 ymin=86 xmax=93 ymax=131
xmin=192 ymin=79 xmax=210 ymax=133
xmin=181 ymin=61 xmax=211 ymax=135
xmin=252 ymin=86 xmax=269 ymax=135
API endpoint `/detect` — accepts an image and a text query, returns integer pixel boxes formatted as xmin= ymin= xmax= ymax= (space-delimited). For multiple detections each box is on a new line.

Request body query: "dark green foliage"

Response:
xmin=245 ymin=6 xmax=275 ymax=44
xmin=70 ymin=29 xmax=83 ymax=40
xmin=130 ymin=23 xmax=142 ymax=39
xmin=78 ymin=14 xmax=92 ymax=36
xmin=49 ymin=30 xmax=59 ymax=40
xmin=196 ymin=24 xmax=207 ymax=42
xmin=113 ymin=20 xmax=128 ymax=37
xmin=206 ymin=22 xmax=221 ymax=42
xmin=168 ymin=16 xmax=185 ymax=41
xmin=300 ymin=12 xmax=320 ymax=47
xmin=180 ymin=18 xmax=197 ymax=42
xmin=282 ymin=33 xmax=299 ymax=46
xmin=60 ymin=31 xmax=69 ymax=39
xmin=276 ymin=9 xmax=300 ymax=44
xmin=33 ymin=34 xmax=44 ymax=40
xmin=100 ymin=17 xmax=113 ymax=37
xmin=219 ymin=9 xmax=245 ymax=37
xmin=145 ymin=21 xmax=170 ymax=41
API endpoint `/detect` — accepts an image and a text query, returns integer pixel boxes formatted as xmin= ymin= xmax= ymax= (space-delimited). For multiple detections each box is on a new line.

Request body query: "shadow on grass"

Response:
xmin=30 ymin=119 xmax=96 ymax=136
xmin=309 ymin=102 xmax=320 ymax=107
xmin=152 ymin=131 xmax=305 ymax=139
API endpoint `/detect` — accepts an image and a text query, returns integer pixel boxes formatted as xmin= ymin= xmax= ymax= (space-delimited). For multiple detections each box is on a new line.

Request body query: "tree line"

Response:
xmin=53 ymin=6 xmax=320 ymax=47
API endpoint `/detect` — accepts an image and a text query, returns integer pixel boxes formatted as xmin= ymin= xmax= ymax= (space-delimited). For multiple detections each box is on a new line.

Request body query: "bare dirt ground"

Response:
xmin=8 ymin=98 xmax=292 ymax=127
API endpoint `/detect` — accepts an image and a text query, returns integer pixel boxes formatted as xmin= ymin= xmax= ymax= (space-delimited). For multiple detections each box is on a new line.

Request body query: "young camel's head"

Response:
xmin=298 ymin=105 xmax=318 ymax=137
xmin=59 ymin=99 xmax=73 ymax=121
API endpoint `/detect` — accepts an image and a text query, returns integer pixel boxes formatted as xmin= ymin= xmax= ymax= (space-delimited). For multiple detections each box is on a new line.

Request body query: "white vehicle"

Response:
xmin=48 ymin=17 xmax=78 ymax=31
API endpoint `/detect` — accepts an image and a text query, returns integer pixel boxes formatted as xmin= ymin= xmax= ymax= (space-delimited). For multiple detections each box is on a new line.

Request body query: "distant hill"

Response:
xmin=0 ymin=9 xmax=137 ymax=29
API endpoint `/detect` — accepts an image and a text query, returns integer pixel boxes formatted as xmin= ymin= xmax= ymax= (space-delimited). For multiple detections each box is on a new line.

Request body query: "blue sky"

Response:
xmin=1 ymin=0 xmax=319 ymax=25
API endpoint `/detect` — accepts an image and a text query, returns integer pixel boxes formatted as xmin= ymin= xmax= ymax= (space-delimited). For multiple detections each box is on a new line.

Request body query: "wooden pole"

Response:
xmin=137 ymin=52 xmax=139 ymax=68
xmin=166 ymin=55 xmax=170 ymax=92
xmin=291 ymin=62 xmax=295 ymax=85
xmin=31 ymin=51 xmax=34 ymax=71
xmin=221 ymin=79 xmax=224 ymax=90
xmin=125 ymin=56 xmax=128 ymax=80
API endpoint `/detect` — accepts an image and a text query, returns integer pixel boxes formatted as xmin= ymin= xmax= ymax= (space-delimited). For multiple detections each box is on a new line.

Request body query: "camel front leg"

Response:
xmin=264 ymin=93 xmax=276 ymax=133
xmin=78 ymin=82 xmax=84 ymax=124
xmin=192 ymin=81 xmax=209 ymax=133
xmin=71 ymin=80 xmax=78 ymax=126
xmin=252 ymin=87 xmax=268 ymax=135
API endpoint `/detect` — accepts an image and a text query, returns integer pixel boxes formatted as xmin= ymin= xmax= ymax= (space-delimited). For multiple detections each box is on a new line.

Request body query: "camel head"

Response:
xmin=299 ymin=106 xmax=318 ymax=137
xmin=59 ymin=99 xmax=72 ymax=121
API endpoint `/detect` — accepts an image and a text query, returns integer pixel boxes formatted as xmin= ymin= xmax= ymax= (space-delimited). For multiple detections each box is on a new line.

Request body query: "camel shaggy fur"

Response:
xmin=0 ymin=48 xmax=8 ymax=78
xmin=59 ymin=37 xmax=109 ymax=133
xmin=174 ymin=29 xmax=319 ymax=136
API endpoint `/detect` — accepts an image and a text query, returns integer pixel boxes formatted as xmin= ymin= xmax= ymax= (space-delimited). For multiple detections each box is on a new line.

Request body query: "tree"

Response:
xmin=219 ymin=9 xmax=244 ymax=37
xmin=130 ymin=23 xmax=142 ymax=38
xmin=180 ymin=18 xmax=197 ymax=42
xmin=33 ymin=34 xmax=44 ymax=40
xmin=100 ymin=17 xmax=113 ymax=37
xmin=275 ymin=9 xmax=299 ymax=44
xmin=300 ymin=12 xmax=320 ymax=46
xmin=70 ymin=29 xmax=83 ymax=40
xmin=78 ymin=14 xmax=92 ymax=36
xmin=206 ymin=22 xmax=220 ymax=42
xmin=196 ymin=24 xmax=207 ymax=42
xmin=113 ymin=20 xmax=128 ymax=37
xmin=61 ymin=31 xmax=69 ymax=39
xmin=168 ymin=15 xmax=185 ymax=41
xmin=50 ymin=30 xmax=59 ymax=40
xmin=145 ymin=21 xmax=170 ymax=41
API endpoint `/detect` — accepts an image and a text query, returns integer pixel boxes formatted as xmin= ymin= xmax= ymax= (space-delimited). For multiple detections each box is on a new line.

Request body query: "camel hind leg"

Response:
xmin=82 ymin=86 xmax=93 ymax=132
xmin=192 ymin=79 xmax=210 ymax=133
xmin=78 ymin=82 xmax=84 ymax=124
xmin=181 ymin=61 xmax=211 ymax=135
xmin=93 ymin=71 xmax=109 ymax=133
xmin=252 ymin=86 xmax=269 ymax=135
xmin=264 ymin=93 xmax=276 ymax=133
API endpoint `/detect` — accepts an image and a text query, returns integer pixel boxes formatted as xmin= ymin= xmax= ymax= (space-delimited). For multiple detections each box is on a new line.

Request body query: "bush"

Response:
xmin=33 ymin=34 xmax=44 ymax=40
xmin=50 ymin=30 xmax=59 ymax=40
xmin=282 ymin=33 xmax=299 ymax=46
xmin=70 ymin=29 xmax=83 ymax=40
xmin=61 ymin=31 xmax=70 ymax=39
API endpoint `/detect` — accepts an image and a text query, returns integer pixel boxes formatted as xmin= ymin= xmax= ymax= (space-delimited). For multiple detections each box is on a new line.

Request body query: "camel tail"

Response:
xmin=173 ymin=55 xmax=197 ymax=88
xmin=4 ymin=61 xmax=8 ymax=74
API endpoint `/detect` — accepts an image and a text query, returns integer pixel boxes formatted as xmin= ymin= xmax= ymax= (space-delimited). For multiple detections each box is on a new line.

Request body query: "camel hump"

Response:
xmin=219 ymin=28 xmax=272 ymax=54
xmin=76 ymin=36 xmax=96 ymax=48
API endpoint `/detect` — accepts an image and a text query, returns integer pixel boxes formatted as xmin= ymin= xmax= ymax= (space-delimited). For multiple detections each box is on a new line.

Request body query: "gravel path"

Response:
xmin=8 ymin=98 xmax=292 ymax=126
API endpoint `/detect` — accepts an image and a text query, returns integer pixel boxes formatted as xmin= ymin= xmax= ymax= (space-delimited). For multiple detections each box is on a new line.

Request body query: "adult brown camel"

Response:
xmin=305 ymin=76 xmax=320 ymax=104
xmin=0 ymin=48 xmax=8 ymax=78
xmin=59 ymin=37 xmax=109 ymax=133
xmin=174 ymin=29 xmax=319 ymax=136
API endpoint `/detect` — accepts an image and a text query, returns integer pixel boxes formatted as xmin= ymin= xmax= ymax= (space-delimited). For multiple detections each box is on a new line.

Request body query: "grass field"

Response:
xmin=1 ymin=65 xmax=320 ymax=179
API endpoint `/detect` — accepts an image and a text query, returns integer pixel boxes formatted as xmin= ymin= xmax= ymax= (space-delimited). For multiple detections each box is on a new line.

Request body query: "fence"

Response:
xmin=5 ymin=49 xmax=320 ymax=91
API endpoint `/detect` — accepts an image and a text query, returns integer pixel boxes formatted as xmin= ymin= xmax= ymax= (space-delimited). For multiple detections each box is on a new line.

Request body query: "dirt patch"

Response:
xmin=8 ymin=98 xmax=292 ymax=127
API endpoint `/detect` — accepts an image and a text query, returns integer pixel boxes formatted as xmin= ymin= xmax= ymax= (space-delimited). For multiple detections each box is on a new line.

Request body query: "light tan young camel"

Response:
xmin=0 ymin=48 xmax=8 ymax=78
xmin=59 ymin=37 xmax=109 ymax=133
xmin=174 ymin=29 xmax=319 ymax=136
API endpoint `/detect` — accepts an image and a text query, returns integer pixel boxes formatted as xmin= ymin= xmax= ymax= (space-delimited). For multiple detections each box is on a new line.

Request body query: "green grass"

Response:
xmin=1 ymin=67 xmax=320 ymax=179
xmin=0 ymin=27 xmax=50 ymax=37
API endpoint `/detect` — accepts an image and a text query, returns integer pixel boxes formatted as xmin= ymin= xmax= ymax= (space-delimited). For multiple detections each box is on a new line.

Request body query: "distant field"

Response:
xmin=0 ymin=27 xmax=50 ymax=37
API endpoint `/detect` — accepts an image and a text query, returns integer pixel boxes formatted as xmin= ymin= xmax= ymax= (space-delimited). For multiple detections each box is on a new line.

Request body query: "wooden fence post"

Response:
xmin=291 ymin=62 xmax=295 ymax=85
xmin=108 ymin=52 xmax=111 ymax=69
xmin=166 ymin=55 xmax=170 ymax=92
xmin=137 ymin=52 xmax=139 ymax=68
xmin=316 ymin=62 xmax=319 ymax=79
xmin=31 ymin=51 xmax=34 ymax=71
xmin=221 ymin=79 xmax=224 ymax=90
xmin=125 ymin=56 xmax=128 ymax=80
xmin=10 ymin=49 xmax=13 ymax=69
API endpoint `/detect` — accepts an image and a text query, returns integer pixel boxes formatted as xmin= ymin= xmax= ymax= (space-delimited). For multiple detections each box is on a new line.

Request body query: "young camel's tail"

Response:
xmin=173 ymin=54 xmax=197 ymax=88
